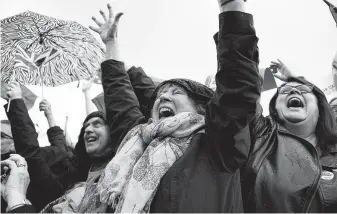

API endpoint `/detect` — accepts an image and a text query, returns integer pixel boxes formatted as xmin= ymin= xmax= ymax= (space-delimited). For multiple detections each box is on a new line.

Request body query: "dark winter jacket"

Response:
xmin=100 ymin=11 xmax=260 ymax=212
xmin=240 ymin=78 xmax=337 ymax=212
xmin=91 ymin=66 xmax=156 ymax=118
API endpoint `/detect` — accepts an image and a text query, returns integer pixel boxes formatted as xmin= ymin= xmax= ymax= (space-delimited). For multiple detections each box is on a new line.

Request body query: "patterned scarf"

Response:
xmin=82 ymin=112 xmax=205 ymax=213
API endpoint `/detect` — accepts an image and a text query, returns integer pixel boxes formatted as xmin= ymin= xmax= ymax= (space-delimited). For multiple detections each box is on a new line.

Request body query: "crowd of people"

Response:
xmin=1 ymin=0 xmax=337 ymax=213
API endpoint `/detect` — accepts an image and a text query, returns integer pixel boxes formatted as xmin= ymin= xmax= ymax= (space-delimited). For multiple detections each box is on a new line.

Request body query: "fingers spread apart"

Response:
xmin=92 ymin=16 xmax=104 ymax=27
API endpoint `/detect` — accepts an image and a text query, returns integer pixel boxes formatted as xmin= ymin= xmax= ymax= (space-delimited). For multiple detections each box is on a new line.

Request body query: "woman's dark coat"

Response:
xmin=240 ymin=91 xmax=337 ymax=212
xmin=100 ymin=11 xmax=260 ymax=212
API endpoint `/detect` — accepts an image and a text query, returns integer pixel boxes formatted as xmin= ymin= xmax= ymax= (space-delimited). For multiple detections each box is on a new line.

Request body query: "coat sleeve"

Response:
xmin=4 ymin=99 xmax=64 ymax=210
xmin=127 ymin=66 xmax=156 ymax=119
xmin=7 ymin=205 xmax=36 ymax=213
xmin=47 ymin=126 xmax=68 ymax=153
xmin=5 ymin=99 xmax=42 ymax=158
xmin=101 ymin=60 xmax=147 ymax=152
xmin=205 ymin=12 xmax=262 ymax=173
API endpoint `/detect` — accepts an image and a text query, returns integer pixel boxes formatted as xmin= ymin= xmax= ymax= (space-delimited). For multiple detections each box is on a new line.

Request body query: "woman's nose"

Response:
xmin=289 ymin=88 xmax=301 ymax=94
xmin=84 ymin=125 xmax=94 ymax=135
xmin=159 ymin=93 xmax=172 ymax=103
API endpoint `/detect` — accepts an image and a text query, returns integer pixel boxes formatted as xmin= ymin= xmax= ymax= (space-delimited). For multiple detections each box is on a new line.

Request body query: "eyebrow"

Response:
xmin=83 ymin=118 xmax=104 ymax=129
xmin=158 ymin=85 xmax=185 ymax=94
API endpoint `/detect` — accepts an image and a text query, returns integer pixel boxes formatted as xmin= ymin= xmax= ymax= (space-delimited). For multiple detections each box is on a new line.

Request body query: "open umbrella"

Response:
xmin=1 ymin=11 xmax=105 ymax=87
xmin=1 ymin=82 xmax=37 ymax=110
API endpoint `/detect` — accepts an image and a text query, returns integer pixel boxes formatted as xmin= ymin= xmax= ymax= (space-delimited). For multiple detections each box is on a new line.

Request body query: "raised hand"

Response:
xmin=81 ymin=77 xmax=95 ymax=93
xmin=6 ymin=82 xmax=22 ymax=100
xmin=270 ymin=59 xmax=294 ymax=81
xmin=39 ymin=99 xmax=52 ymax=117
xmin=89 ymin=4 xmax=123 ymax=44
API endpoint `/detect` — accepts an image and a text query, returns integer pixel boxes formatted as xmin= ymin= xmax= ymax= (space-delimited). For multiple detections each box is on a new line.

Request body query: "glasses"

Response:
xmin=330 ymin=105 xmax=337 ymax=112
xmin=1 ymin=132 xmax=13 ymax=139
xmin=278 ymin=85 xmax=314 ymax=95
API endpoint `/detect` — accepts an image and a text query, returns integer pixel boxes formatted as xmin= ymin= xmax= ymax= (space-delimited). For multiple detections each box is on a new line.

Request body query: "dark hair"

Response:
xmin=269 ymin=77 xmax=337 ymax=152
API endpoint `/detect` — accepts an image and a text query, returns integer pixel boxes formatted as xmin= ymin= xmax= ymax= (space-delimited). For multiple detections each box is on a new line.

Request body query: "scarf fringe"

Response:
xmin=99 ymin=190 xmax=120 ymax=206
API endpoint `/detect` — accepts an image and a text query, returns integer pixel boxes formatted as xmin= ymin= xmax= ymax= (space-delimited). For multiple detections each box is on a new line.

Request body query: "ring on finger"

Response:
xmin=17 ymin=164 xmax=27 ymax=167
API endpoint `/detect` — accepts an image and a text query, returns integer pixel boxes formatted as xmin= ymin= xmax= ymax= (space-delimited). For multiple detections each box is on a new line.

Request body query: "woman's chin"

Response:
xmin=284 ymin=116 xmax=306 ymax=124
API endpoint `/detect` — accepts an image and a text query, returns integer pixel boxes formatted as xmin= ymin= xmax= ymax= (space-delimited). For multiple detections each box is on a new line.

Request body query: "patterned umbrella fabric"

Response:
xmin=1 ymin=82 xmax=38 ymax=110
xmin=1 ymin=11 xmax=105 ymax=86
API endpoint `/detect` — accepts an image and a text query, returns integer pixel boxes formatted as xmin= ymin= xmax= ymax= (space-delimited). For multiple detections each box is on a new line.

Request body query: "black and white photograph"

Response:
xmin=1 ymin=0 xmax=337 ymax=213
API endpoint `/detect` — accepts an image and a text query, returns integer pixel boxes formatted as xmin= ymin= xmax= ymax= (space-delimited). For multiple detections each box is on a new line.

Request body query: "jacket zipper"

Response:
xmin=278 ymin=130 xmax=322 ymax=213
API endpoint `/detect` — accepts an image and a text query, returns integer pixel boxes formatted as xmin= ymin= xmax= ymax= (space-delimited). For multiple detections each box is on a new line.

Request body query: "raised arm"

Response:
xmin=206 ymin=0 xmax=262 ymax=173
xmin=39 ymin=99 xmax=57 ymax=128
xmin=81 ymin=78 xmax=98 ymax=115
xmin=38 ymin=99 xmax=73 ymax=154
xmin=90 ymin=5 xmax=146 ymax=149
xmin=5 ymin=83 xmax=40 ymax=157
xmin=4 ymin=83 xmax=64 ymax=210
xmin=127 ymin=66 xmax=156 ymax=119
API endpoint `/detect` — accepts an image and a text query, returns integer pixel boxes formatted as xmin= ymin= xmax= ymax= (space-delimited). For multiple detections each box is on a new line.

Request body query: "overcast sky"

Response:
xmin=1 ymin=0 xmax=337 ymax=145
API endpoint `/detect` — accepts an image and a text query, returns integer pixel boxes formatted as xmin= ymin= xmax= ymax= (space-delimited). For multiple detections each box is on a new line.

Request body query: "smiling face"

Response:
xmin=275 ymin=82 xmax=319 ymax=128
xmin=151 ymin=84 xmax=197 ymax=120
xmin=83 ymin=117 xmax=112 ymax=158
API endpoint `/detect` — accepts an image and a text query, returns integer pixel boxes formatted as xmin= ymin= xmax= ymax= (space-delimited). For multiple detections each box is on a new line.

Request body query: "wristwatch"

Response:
xmin=6 ymin=199 xmax=32 ymax=212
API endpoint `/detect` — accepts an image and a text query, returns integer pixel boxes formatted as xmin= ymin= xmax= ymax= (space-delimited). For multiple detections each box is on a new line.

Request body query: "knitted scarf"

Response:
xmin=83 ymin=112 xmax=205 ymax=213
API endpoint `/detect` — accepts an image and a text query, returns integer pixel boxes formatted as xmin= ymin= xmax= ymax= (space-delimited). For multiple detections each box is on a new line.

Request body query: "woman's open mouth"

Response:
xmin=287 ymin=97 xmax=304 ymax=109
xmin=159 ymin=107 xmax=175 ymax=119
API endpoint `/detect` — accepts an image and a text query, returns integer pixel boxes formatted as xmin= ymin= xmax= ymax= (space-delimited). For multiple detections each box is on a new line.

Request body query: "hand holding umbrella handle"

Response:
xmin=6 ymin=82 xmax=23 ymax=112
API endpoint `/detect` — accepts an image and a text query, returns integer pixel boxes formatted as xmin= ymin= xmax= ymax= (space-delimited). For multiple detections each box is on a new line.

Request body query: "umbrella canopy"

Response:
xmin=1 ymin=11 xmax=105 ymax=87
xmin=1 ymin=82 xmax=38 ymax=110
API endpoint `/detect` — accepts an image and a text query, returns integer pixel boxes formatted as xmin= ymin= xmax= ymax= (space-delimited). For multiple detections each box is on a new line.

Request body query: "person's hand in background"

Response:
xmin=5 ymin=82 xmax=22 ymax=101
xmin=1 ymin=154 xmax=30 ymax=211
xmin=81 ymin=78 xmax=95 ymax=94
xmin=270 ymin=59 xmax=295 ymax=81
xmin=39 ymin=99 xmax=57 ymax=128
